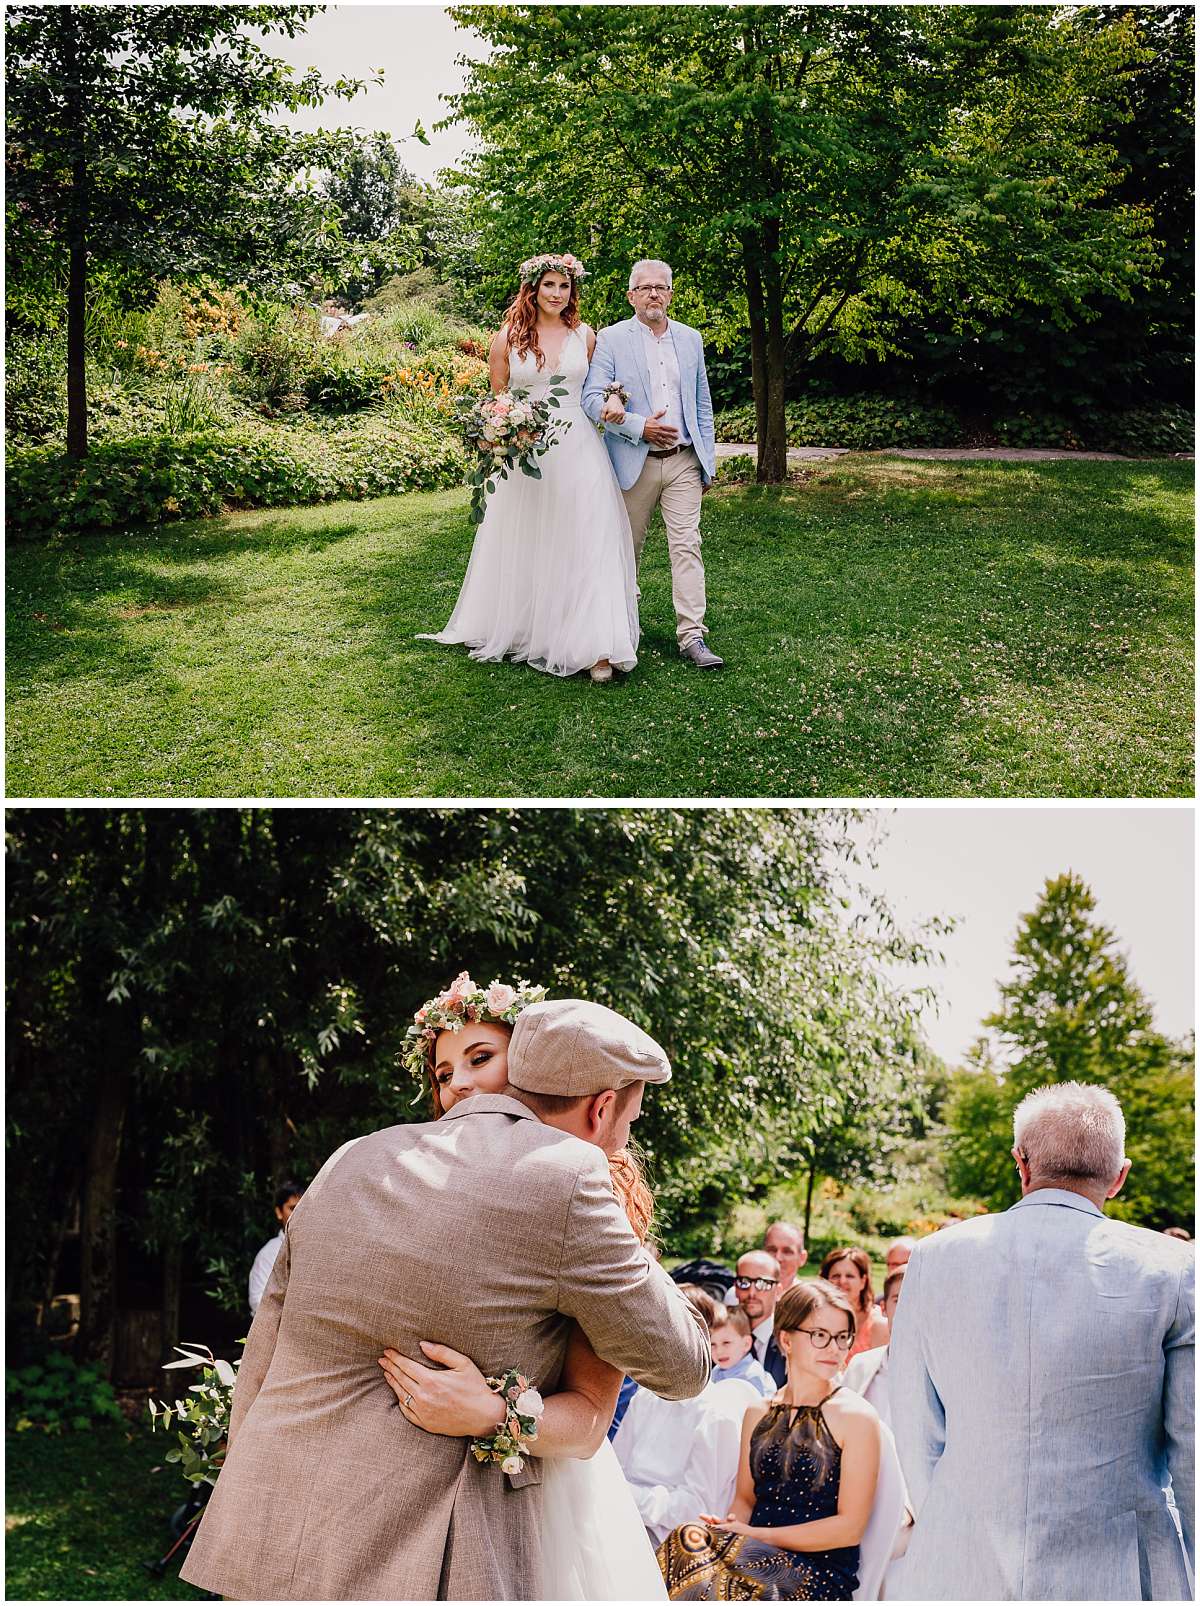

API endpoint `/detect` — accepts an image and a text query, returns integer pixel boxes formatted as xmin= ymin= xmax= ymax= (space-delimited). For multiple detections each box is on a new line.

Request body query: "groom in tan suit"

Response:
xmin=181 ymin=1000 xmax=710 ymax=1601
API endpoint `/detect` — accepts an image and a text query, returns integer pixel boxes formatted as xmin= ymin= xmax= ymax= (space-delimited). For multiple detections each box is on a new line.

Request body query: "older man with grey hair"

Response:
xmin=888 ymin=1080 xmax=1194 ymax=1601
xmin=581 ymin=259 xmax=722 ymax=669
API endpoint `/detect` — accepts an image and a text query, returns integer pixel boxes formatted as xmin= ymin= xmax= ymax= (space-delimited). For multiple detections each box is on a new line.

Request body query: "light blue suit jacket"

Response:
xmin=889 ymin=1191 xmax=1195 ymax=1600
xmin=581 ymin=316 xmax=716 ymax=490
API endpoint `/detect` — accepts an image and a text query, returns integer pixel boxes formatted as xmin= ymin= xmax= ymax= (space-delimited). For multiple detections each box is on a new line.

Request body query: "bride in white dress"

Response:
xmin=420 ymin=253 xmax=640 ymax=683
xmin=379 ymin=998 xmax=668 ymax=1599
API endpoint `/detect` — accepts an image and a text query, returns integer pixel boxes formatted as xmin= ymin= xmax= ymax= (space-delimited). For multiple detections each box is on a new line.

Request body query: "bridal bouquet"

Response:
xmin=148 ymin=1342 xmax=241 ymax=1486
xmin=457 ymin=381 xmax=571 ymax=524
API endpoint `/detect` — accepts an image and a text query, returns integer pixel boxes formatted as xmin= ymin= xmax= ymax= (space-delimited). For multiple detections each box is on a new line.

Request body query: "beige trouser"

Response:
xmin=622 ymin=445 xmax=708 ymax=648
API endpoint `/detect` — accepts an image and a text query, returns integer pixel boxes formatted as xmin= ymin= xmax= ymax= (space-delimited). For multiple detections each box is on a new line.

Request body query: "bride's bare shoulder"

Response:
xmin=490 ymin=324 xmax=511 ymax=354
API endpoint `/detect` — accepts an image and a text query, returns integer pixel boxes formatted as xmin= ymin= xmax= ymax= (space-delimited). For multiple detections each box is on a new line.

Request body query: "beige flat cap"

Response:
xmin=508 ymin=999 xmax=671 ymax=1096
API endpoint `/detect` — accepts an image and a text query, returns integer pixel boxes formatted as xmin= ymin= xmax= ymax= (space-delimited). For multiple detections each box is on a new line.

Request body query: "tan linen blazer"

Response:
xmin=180 ymin=1093 xmax=710 ymax=1601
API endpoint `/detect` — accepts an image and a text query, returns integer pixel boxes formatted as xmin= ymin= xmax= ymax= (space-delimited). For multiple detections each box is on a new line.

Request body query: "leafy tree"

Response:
xmin=5 ymin=5 xmax=376 ymax=457
xmin=944 ymin=873 xmax=1194 ymax=1226
xmin=321 ymin=132 xmax=426 ymax=304
xmin=7 ymin=807 xmax=945 ymax=1375
xmin=444 ymin=5 xmax=1156 ymax=480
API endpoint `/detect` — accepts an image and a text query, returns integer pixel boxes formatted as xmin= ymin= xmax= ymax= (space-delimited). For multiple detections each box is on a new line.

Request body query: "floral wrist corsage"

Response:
xmin=470 ymin=1368 xmax=544 ymax=1475
xmin=601 ymin=381 xmax=630 ymax=406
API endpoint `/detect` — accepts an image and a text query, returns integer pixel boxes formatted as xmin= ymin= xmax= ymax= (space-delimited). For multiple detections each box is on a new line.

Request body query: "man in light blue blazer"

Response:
xmin=889 ymin=1081 xmax=1194 ymax=1601
xmin=581 ymin=259 xmax=722 ymax=669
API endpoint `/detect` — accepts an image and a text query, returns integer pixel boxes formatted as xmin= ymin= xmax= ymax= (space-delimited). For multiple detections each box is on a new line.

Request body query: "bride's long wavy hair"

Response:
xmin=506 ymin=269 xmax=581 ymax=370
xmin=425 ymin=1022 xmax=655 ymax=1243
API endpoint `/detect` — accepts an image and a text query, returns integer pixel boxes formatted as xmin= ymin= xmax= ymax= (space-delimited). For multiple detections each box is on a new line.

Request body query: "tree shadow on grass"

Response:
xmin=6 ymin=517 xmax=369 ymax=693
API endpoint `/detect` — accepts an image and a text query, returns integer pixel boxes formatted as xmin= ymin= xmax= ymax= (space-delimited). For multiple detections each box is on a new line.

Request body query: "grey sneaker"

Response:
xmin=681 ymin=639 xmax=724 ymax=669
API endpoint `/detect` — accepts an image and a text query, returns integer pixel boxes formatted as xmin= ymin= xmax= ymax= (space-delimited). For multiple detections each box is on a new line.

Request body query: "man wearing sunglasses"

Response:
xmin=731 ymin=1250 xmax=787 ymax=1388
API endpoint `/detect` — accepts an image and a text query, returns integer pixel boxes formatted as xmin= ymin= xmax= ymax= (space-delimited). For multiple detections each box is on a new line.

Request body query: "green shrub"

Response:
xmin=6 ymin=419 xmax=464 ymax=541
xmin=231 ymin=304 xmax=322 ymax=413
xmin=5 ymin=331 xmax=67 ymax=442
xmin=715 ymin=453 xmax=755 ymax=484
xmin=6 ymin=1352 xmax=124 ymax=1435
xmin=993 ymin=403 xmax=1194 ymax=456
xmin=715 ymin=390 xmax=965 ymax=451
xmin=304 ymin=345 xmax=391 ymax=414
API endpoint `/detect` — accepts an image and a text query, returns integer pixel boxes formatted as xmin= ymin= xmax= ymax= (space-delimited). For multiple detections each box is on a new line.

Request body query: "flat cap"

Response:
xmin=508 ymin=999 xmax=671 ymax=1096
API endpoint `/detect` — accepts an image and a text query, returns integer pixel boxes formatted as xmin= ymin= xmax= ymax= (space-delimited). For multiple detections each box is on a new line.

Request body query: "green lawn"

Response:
xmin=5 ymin=1420 xmax=206 ymax=1600
xmin=6 ymin=455 xmax=1193 ymax=797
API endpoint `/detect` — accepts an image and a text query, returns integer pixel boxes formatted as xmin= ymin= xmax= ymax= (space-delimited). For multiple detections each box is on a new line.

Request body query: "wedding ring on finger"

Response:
xmin=404 ymin=1392 xmax=414 ymax=1410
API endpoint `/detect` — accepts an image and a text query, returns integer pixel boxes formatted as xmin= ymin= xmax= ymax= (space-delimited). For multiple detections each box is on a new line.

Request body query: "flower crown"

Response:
xmin=518 ymin=252 xmax=588 ymax=286
xmin=403 ymin=971 xmax=548 ymax=1100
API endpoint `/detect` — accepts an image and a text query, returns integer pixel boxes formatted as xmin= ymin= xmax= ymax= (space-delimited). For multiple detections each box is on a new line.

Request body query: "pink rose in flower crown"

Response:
xmin=486 ymin=982 xmax=517 ymax=1013
xmin=446 ymin=971 xmax=475 ymax=1006
xmin=415 ymin=1007 xmax=428 ymax=1023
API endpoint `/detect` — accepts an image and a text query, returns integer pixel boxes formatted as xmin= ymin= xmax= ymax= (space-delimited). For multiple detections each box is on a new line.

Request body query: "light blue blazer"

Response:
xmin=888 ymin=1190 xmax=1195 ymax=1600
xmin=581 ymin=316 xmax=716 ymax=490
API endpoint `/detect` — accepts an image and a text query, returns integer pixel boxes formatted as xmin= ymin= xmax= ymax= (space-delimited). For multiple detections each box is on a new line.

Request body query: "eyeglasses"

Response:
xmin=631 ymin=284 xmax=671 ymax=295
xmin=795 ymin=1327 xmax=854 ymax=1351
xmin=734 ymin=1276 xmax=778 ymax=1291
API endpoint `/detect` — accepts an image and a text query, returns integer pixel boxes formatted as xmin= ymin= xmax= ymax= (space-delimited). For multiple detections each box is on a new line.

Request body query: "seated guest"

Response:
xmin=764 ymin=1221 xmax=808 ymax=1295
xmin=732 ymin=1250 xmax=788 ymax=1386
xmin=711 ymin=1307 xmax=775 ymax=1396
xmin=614 ymin=1287 xmax=761 ymax=1549
xmin=877 ymin=1236 xmax=915 ymax=1304
xmin=844 ymin=1267 xmax=906 ymax=1429
xmin=608 ymin=1373 xmax=640 ymax=1441
xmin=820 ymin=1247 xmax=888 ymax=1358
xmin=248 ymin=1178 xmax=304 ymax=1316
xmin=658 ymin=1278 xmax=882 ymax=1601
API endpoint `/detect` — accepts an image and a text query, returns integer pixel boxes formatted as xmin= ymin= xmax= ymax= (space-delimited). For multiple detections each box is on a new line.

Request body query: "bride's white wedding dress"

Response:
xmin=541 ymin=1435 xmax=668 ymax=1599
xmin=420 ymin=324 xmax=640 ymax=676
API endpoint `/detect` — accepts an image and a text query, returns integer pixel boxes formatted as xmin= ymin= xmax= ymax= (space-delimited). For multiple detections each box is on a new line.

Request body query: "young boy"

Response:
xmin=709 ymin=1305 xmax=775 ymax=1395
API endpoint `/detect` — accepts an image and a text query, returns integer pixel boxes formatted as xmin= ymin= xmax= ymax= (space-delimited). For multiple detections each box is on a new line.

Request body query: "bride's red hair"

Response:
xmin=506 ymin=271 xmax=581 ymax=369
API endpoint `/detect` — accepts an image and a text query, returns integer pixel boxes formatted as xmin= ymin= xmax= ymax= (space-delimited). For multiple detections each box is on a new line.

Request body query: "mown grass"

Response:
xmin=6 ymin=455 xmax=1193 ymax=798
xmin=5 ymin=1419 xmax=205 ymax=1600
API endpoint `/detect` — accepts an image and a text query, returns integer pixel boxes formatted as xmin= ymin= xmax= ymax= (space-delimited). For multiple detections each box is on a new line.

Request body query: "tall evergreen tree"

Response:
xmin=945 ymin=872 xmax=1193 ymax=1225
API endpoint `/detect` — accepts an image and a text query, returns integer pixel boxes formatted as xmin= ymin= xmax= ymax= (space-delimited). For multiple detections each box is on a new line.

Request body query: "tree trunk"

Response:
xmin=743 ymin=242 xmax=769 ymax=462
xmin=63 ymin=11 xmax=89 ymax=459
xmin=78 ymin=1058 xmax=131 ymax=1374
xmin=160 ymin=1243 xmax=183 ymax=1361
xmin=758 ymin=220 xmax=789 ymax=484
xmin=38 ymin=1179 xmax=80 ymax=1330
xmin=803 ymin=1161 xmax=818 ymax=1243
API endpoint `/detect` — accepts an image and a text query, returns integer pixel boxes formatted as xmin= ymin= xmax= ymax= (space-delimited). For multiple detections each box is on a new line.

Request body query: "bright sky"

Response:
xmin=263 ymin=6 xmax=474 ymax=182
xmin=847 ymin=807 xmax=1194 ymax=1066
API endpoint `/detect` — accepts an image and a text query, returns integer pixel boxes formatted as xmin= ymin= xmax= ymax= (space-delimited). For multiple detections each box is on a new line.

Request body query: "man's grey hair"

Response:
xmin=629 ymin=258 xmax=673 ymax=290
xmin=1013 ymin=1081 xmax=1126 ymax=1184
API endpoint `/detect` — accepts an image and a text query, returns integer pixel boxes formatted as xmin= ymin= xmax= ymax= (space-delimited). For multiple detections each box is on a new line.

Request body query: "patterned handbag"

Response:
xmin=657 ymin=1522 xmax=813 ymax=1601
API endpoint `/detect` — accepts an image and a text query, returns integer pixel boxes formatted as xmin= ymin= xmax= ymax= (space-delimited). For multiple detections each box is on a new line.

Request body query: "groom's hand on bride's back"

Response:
xmin=642 ymin=409 xmax=678 ymax=448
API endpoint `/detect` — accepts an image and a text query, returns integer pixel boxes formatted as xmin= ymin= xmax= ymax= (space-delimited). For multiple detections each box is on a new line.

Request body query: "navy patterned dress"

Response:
xmin=657 ymin=1389 xmax=860 ymax=1601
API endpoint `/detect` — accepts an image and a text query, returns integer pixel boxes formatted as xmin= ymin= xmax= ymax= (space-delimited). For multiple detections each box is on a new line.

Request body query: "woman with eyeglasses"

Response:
xmin=657 ymin=1279 xmax=882 ymax=1600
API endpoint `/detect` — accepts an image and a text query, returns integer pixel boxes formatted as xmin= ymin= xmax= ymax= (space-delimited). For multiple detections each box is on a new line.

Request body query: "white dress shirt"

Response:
xmin=636 ymin=318 xmax=691 ymax=448
xmin=843 ymin=1343 xmax=892 ymax=1429
xmin=613 ymin=1377 xmax=760 ymax=1546
xmin=248 ymin=1230 xmax=284 ymax=1316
